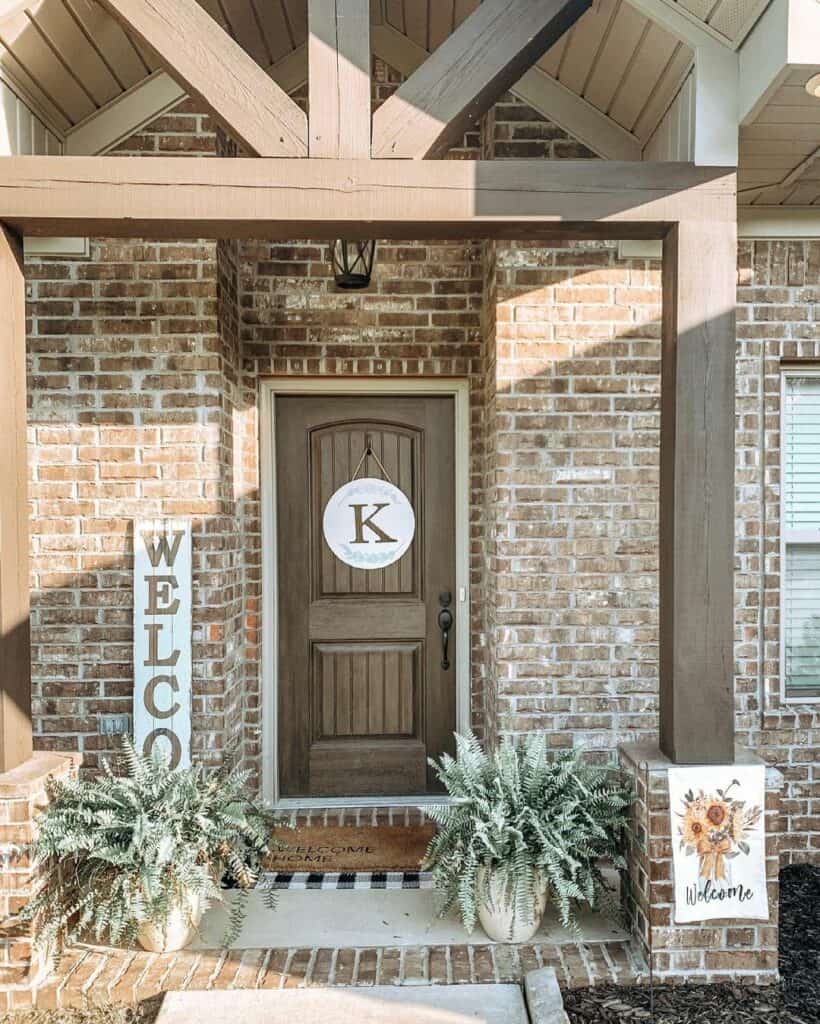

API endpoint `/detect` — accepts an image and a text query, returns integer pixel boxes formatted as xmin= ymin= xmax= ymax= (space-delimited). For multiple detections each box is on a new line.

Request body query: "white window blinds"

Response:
xmin=782 ymin=374 xmax=820 ymax=700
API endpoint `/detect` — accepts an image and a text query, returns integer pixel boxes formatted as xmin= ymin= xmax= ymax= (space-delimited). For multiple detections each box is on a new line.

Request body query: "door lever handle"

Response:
xmin=438 ymin=591 xmax=453 ymax=670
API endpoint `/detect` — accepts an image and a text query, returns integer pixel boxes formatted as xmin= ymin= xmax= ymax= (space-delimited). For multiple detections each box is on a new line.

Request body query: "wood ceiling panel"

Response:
xmin=778 ymin=180 xmax=820 ymax=205
xmin=0 ymin=44 xmax=70 ymax=130
xmin=129 ymin=35 xmax=160 ymax=71
xmin=555 ymin=0 xmax=619 ymax=98
xmin=632 ymin=42 xmax=691 ymax=142
xmin=756 ymin=106 xmax=820 ymax=126
xmin=538 ymin=30 xmax=570 ymax=78
xmin=0 ymin=7 xmax=96 ymax=124
xmin=30 ymin=0 xmax=121 ymax=104
xmin=216 ymin=0 xmax=271 ymax=66
xmin=428 ymin=0 xmax=454 ymax=51
xmin=608 ymin=22 xmax=679 ymax=132
xmin=281 ymin=0 xmax=307 ymax=47
xmin=384 ymin=0 xmax=404 ymax=33
xmin=64 ymin=0 xmax=149 ymax=89
xmin=582 ymin=3 xmax=645 ymax=113
xmin=257 ymin=0 xmax=295 ymax=63
xmin=401 ymin=0 xmax=426 ymax=49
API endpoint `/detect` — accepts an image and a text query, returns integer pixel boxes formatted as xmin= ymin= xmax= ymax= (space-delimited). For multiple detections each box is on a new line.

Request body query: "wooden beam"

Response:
xmin=659 ymin=217 xmax=737 ymax=763
xmin=309 ymin=0 xmax=371 ymax=157
xmin=0 ymin=157 xmax=736 ymax=239
xmin=0 ymin=224 xmax=32 ymax=773
xmin=64 ymin=71 xmax=186 ymax=157
xmin=371 ymin=23 xmax=641 ymax=161
xmin=692 ymin=44 xmax=739 ymax=166
xmin=371 ymin=0 xmax=591 ymax=159
xmin=95 ymin=0 xmax=307 ymax=157
xmin=513 ymin=66 xmax=642 ymax=162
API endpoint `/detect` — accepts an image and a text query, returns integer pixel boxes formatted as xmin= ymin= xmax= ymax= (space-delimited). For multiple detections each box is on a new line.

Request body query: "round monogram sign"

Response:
xmin=322 ymin=477 xmax=416 ymax=570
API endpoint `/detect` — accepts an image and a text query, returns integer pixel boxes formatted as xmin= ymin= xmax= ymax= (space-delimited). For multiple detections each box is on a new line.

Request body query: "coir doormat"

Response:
xmin=265 ymin=824 xmax=436 ymax=873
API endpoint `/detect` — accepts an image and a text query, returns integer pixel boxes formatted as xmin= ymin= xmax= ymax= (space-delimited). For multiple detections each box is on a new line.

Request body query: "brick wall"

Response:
xmin=19 ymin=65 xmax=820 ymax=862
xmin=25 ymin=104 xmax=241 ymax=770
xmin=482 ymin=240 xmax=661 ymax=755
xmin=734 ymin=240 xmax=820 ymax=864
xmin=0 ymin=752 xmax=77 ymax=1008
xmin=619 ymin=745 xmax=782 ymax=984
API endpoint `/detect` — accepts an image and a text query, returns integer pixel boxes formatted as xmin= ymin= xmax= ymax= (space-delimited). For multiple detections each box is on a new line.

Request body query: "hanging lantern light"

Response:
xmin=330 ymin=239 xmax=376 ymax=289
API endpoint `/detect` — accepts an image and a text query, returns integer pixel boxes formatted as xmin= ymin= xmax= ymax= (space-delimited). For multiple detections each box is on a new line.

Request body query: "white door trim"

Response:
xmin=259 ymin=377 xmax=472 ymax=808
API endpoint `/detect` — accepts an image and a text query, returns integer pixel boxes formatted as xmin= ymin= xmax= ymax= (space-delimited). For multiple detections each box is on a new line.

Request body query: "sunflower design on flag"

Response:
xmin=676 ymin=780 xmax=763 ymax=882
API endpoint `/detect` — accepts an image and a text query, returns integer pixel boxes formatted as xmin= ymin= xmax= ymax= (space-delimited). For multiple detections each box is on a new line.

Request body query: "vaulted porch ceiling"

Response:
xmin=0 ymin=0 xmax=772 ymax=164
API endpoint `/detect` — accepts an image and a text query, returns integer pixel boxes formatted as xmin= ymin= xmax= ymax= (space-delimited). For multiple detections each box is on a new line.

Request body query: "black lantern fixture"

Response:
xmin=331 ymin=239 xmax=376 ymax=289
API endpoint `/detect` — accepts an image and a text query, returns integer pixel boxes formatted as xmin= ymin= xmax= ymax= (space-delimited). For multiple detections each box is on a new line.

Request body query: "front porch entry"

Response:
xmin=261 ymin=380 xmax=472 ymax=803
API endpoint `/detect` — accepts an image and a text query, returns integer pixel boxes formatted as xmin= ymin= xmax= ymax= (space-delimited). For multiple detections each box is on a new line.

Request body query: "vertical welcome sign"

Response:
xmin=133 ymin=519 xmax=192 ymax=769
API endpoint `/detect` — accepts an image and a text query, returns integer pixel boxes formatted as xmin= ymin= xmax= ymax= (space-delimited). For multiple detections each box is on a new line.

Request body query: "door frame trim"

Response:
xmin=259 ymin=377 xmax=471 ymax=808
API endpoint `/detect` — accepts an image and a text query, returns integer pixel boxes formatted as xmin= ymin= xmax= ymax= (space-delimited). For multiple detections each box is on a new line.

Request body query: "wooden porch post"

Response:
xmin=659 ymin=216 xmax=737 ymax=764
xmin=0 ymin=223 xmax=32 ymax=772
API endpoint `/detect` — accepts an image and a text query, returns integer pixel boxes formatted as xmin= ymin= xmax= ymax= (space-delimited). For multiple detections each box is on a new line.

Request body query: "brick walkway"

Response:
xmin=33 ymin=940 xmax=645 ymax=1009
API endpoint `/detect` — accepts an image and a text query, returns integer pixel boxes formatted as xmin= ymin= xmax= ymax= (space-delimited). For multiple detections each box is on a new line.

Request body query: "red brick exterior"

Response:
xmin=619 ymin=746 xmax=782 ymax=984
xmin=21 ymin=64 xmax=820 ymax=874
xmin=0 ymin=752 xmax=78 ymax=1006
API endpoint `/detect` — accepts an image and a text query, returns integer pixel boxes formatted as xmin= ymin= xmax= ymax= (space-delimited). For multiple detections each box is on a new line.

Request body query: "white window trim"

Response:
xmin=780 ymin=367 xmax=820 ymax=705
xmin=259 ymin=377 xmax=472 ymax=808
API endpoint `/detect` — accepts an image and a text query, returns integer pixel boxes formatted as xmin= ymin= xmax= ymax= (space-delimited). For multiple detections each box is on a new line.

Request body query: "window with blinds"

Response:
xmin=781 ymin=373 xmax=820 ymax=700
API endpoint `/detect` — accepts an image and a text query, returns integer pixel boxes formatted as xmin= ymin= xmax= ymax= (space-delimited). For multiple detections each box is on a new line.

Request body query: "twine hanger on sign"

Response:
xmin=351 ymin=439 xmax=393 ymax=484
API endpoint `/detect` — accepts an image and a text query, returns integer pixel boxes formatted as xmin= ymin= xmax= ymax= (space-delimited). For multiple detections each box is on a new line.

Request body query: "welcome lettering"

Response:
xmin=134 ymin=521 xmax=192 ymax=770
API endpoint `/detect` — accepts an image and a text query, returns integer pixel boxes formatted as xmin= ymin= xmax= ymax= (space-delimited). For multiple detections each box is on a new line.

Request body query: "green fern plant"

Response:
xmin=21 ymin=740 xmax=283 ymax=956
xmin=424 ymin=733 xmax=632 ymax=934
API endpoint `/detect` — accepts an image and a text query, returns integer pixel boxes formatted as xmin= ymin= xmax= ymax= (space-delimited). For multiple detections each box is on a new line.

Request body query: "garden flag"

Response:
xmin=668 ymin=765 xmax=768 ymax=923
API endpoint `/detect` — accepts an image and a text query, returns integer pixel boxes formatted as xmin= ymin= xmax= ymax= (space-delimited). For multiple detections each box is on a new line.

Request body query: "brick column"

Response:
xmin=619 ymin=744 xmax=782 ymax=984
xmin=0 ymin=751 xmax=79 ymax=1009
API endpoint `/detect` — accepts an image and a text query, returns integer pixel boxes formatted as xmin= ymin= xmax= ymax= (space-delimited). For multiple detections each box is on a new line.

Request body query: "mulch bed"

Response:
xmin=564 ymin=863 xmax=820 ymax=1024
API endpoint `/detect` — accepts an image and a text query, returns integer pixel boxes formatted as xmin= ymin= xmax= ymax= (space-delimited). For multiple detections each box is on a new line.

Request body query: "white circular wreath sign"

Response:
xmin=322 ymin=477 xmax=415 ymax=570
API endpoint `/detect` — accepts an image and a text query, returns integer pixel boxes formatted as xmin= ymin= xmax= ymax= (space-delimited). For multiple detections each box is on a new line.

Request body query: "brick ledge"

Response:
xmin=0 ymin=751 xmax=80 ymax=799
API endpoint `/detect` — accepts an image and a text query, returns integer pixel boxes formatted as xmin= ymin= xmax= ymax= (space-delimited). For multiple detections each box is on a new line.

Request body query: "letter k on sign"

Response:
xmin=323 ymin=478 xmax=415 ymax=570
xmin=349 ymin=503 xmax=398 ymax=545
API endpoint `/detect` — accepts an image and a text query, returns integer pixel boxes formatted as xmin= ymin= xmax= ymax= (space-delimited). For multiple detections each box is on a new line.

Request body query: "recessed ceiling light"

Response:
xmin=805 ymin=73 xmax=820 ymax=98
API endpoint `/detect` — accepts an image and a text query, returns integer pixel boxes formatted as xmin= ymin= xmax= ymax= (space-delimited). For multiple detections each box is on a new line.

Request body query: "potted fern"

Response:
xmin=22 ymin=741 xmax=281 ymax=956
xmin=424 ymin=733 xmax=631 ymax=942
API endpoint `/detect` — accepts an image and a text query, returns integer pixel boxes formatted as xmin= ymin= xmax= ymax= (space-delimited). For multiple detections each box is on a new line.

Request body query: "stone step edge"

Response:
xmin=525 ymin=967 xmax=570 ymax=1024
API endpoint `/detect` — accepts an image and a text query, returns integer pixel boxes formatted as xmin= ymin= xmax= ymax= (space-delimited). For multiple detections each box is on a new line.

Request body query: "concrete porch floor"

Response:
xmin=31 ymin=888 xmax=645 ymax=1010
xmin=195 ymin=887 xmax=631 ymax=949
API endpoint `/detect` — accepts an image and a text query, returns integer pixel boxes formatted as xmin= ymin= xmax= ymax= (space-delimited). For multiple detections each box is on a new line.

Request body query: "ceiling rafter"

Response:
xmin=371 ymin=21 xmax=642 ymax=161
xmin=371 ymin=0 xmax=593 ymax=159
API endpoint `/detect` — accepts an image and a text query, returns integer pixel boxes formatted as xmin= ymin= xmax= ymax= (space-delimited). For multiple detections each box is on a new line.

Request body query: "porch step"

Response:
xmin=154 ymin=985 xmax=530 ymax=1024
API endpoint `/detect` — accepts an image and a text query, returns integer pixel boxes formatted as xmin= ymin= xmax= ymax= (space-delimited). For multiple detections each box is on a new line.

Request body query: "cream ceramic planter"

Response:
xmin=136 ymin=889 xmax=202 ymax=953
xmin=476 ymin=865 xmax=547 ymax=943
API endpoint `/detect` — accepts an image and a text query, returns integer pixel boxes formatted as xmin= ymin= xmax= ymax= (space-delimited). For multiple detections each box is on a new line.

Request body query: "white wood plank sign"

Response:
xmin=133 ymin=518 xmax=192 ymax=769
xmin=669 ymin=764 xmax=768 ymax=923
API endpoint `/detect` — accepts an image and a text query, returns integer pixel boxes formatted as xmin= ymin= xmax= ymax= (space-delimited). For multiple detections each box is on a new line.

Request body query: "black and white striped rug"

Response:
xmin=261 ymin=871 xmax=434 ymax=891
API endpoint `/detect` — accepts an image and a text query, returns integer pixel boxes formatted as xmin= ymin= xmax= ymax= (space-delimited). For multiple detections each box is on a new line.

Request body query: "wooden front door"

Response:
xmin=276 ymin=394 xmax=457 ymax=797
